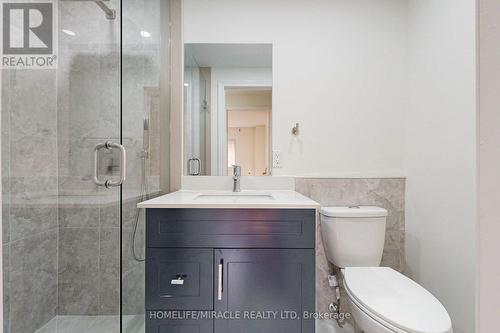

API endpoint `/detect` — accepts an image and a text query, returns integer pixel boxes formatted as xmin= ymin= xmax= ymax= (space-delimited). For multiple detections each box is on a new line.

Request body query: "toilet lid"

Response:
xmin=344 ymin=267 xmax=452 ymax=333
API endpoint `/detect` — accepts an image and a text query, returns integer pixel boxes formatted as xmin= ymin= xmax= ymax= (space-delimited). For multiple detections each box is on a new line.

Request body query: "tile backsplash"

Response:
xmin=295 ymin=178 xmax=405 ymax=313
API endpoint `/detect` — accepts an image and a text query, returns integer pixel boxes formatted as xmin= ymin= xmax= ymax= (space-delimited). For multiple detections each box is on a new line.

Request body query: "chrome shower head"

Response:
xmin=93 ymin=0 xmax=115 ymax=20
xmin=62 ymin=0 xmax=116 ymax=20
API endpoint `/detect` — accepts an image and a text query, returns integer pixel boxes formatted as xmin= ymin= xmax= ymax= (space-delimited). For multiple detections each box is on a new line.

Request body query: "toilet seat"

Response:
xmin=343 ymin=267 xmax=452 ymax=333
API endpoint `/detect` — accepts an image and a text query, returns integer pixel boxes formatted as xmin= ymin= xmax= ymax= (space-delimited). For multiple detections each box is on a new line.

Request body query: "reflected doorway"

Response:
xmin=225 ymin=87 xmax=272 ymax=176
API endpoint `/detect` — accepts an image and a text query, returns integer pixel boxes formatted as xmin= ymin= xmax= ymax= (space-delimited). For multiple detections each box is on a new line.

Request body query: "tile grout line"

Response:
xmin=55 ymin=18 xmax=61 ymax=322
xmin=98 ymin=198 xmax=102 ymax=316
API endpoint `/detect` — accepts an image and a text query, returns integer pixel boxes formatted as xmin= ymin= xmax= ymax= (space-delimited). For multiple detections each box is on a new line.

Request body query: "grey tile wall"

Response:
xmin=2 ymin=0 xmax=162 ymax=330
xmin=54 ymin=3 xmax=158 ymax=319
xmin=9 ymin=231 xmax=58 ymax=333
xmin=121 ymin=198 xmax=146 ymax=317
xmin=56 ymin=197 xmax=144 ymax=317
xmin=58 ymin=227 xmax=100 ymax=315
xmin=295 ymin=178 xmax=406 ymax=315
xmin=2 ymin=68 xmax=59 ymax=333
xmin=57 ymin=201 xmax=121 ymax=316
xmin=98 ymin=227 xmax=120 ymax=315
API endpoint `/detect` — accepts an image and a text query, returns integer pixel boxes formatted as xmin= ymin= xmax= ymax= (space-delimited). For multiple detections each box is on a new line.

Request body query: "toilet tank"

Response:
xmin=320 ymin=206 xmax=387 ymax=268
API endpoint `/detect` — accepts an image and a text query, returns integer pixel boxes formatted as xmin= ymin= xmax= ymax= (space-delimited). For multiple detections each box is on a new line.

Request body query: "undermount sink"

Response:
xmin=194 ymin=192 xmax=275 ymax=201
xmin=137 ymin=190 xmax=320 ymax=209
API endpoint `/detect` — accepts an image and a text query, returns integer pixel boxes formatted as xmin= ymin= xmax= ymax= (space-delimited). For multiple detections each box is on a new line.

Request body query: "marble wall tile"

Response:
xmin=58 ymin=0 xmax=119 ymax=47
xmin=295 ymin=178 xmax=405 ymax=314
xmin=122 ymin=198 xmax=142 ymax=230
xmin=9 ymin=136 xmax=57 ymax=180
xmin=122 ymin=0 xmax=160 ymax=47
xmin=8 ymin=71 xmax=57 ymax=139
xmin=58 ymin=215 xmax=123 ymax=316
xmin=64 ymin=138 xmax=96 ymax=180
xmin=1 ymin=72 xmax=12 ymax=161
xmin=7 ymin=70 xmax=58 ymax=178
xmin=59 ymin=207 xmax=99 ymax=228
xmin=9 ymin=176 xmax=58 ymax=197
xmin=121 ymin=223 xmax=145 ymax=275
xmin=122 ymin=265 xmax=145 ymax=316
xmin=2 ymin=73 xmax=11 ymax=246
xmin=58 ymin=228 xmax=100 ymax=315
xmin=2 ymin=183 xmax=10 ymax=245
xmin=57 ymin=176 xmax=97 ymax=195
xmin=99 ymin=227 xmax=120 ymax=314
xmin=97 ymin=53 xmax=120 ymax=137
xmin=2 ymin=68 xmax=59 ymax=332
xmin=3 ymin=245 xmax=10 ymax=333
xmin=99 ymin=202 xmax=120 ymax=228
xmin=9 ymin=231 xmax=57 ymax=333
xmin=9 ymin=205 xmax=58 ymax=242
xmin=7 ymin=176 xmax=59 ymax=242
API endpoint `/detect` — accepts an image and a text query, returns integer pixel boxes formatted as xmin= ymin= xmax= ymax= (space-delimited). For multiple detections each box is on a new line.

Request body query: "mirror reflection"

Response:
xmin=184 ymin=43 xmax=272 ymax=176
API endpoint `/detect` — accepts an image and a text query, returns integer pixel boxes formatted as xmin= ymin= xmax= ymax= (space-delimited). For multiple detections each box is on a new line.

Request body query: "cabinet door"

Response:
xmin=214 ymin=249 xmax=315 ymax=333
xmin=146 ymin=314 xmax=213 ymax=333
xmin=146 ymin=248 xmax=213 ymax=310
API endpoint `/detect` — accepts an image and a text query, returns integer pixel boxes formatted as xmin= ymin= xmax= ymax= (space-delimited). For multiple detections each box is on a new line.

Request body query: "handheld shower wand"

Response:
xmin=131 ymin=116 xmax=151 ymax=262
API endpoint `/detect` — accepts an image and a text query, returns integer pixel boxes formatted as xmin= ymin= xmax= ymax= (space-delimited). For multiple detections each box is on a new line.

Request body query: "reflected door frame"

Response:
xmin=214 ymin=80 xmax=272 ymax=175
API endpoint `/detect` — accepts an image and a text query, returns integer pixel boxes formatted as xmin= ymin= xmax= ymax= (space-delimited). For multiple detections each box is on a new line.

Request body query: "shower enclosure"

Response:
xmin=1 ymin=0 xmax=171 ymax=332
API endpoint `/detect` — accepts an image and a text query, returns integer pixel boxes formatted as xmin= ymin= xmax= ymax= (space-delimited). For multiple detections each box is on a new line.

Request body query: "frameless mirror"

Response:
xmin=184 ymin=43 xmax=272 ymax=176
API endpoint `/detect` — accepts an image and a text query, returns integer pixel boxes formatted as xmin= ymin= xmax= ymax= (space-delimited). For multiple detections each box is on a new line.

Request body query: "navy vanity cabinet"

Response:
xmin=214 ymin=249 xmax=315 ymax=333
xmin=145 ymin=208 xmax=316 ymax=333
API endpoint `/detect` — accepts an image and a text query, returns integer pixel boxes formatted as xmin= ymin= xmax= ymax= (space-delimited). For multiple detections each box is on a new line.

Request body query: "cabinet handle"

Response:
xmin=217 ymin=259 xmax=223 ymax=301
xmin=171 ymin=274 xmax=187 ymax=285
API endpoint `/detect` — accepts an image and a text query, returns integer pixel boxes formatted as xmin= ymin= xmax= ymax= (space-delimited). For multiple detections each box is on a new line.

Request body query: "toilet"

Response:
xmin=320 ymin=206 xmax=452 ymax=333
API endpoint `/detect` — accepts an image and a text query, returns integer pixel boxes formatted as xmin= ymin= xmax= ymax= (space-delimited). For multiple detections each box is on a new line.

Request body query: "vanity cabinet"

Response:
xmin=145 ymin=208 xmax=316 ymax=333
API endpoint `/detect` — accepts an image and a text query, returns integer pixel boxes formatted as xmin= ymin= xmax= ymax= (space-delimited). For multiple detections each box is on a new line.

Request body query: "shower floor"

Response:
xmin=34 ymin=315 xmax=144 ymax=333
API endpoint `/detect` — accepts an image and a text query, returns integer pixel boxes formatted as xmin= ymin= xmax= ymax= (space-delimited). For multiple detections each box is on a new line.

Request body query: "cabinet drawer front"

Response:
xmin=146 ymin=209 xmax=315 ymax=248
xmin=146 ymin=249 xmax=213 ymax=310
xmin=146 ymin=313 xmax=213 ymax=333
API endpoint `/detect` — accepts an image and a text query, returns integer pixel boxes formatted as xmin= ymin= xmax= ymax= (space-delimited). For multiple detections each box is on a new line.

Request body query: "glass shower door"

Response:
xmin=54 ymin=1 xmax=122 ymax=332
xmin=1 ymin=0 xmax=169 ymax=331
xmin=120 ymin=1 xmax=170 ymax=332
xmin=0 ymin=15 xmax=122 ymax=333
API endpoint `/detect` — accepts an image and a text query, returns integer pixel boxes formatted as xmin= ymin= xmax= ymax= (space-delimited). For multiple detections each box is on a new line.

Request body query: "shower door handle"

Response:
xmin=93 ymin=141 xmax=126 ymax=188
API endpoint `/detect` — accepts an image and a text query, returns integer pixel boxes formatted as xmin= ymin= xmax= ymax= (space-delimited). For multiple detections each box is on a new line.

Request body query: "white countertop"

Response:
xmin=137 ymin=190 xmax=319 ymax=209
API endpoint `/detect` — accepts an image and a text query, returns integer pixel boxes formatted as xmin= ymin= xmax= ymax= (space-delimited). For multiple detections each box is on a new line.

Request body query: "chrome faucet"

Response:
xmin=232 ymin=165 xmax=241 ymax=192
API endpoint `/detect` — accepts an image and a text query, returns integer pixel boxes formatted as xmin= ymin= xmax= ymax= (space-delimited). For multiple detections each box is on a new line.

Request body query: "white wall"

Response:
xmin=478 ymin=0 xmax=500 ymax=331
xmin=184 ymin=0 xmax=408 ymax=177
xmin=405 ymin=1 xmax=476 ymax=333
xmin=184 ymin=3 xmax=477 ymax=332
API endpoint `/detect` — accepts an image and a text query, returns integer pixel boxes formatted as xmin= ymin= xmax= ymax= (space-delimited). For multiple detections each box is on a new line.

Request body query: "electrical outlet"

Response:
xmin=272 ymin=150 xmax=282 ymax=168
